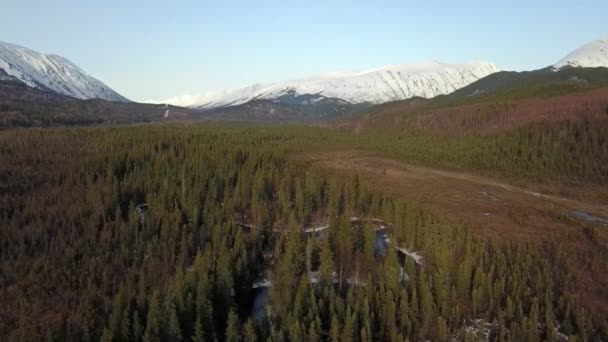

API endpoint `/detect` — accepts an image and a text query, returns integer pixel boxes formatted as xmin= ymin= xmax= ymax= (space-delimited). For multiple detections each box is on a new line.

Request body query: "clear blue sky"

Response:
xmin=2 ymin=0 xmax=606 ymax=101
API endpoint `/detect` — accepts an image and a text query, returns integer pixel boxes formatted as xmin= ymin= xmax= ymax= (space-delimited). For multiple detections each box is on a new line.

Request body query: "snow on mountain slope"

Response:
xmin=554 ymin=37 xmax=608 ymax=69
xmin=0 ymin=41 xmax=128 ymax=102
xmin=160 ymin=61 xmax=499 ymax=109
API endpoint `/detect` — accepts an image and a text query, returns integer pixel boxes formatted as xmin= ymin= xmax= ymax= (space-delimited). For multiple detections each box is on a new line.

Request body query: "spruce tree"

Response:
xmin=143 ymin=291 xmax=162 ymax=342
xmin=225 ymin=308 xmax=241 ymax=342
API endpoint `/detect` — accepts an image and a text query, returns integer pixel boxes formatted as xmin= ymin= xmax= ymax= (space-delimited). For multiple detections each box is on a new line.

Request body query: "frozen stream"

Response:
xmin=248 ymin=218 xmax=423 ymax=321
xmin=569 ymin=210 xmax=608 ymax=226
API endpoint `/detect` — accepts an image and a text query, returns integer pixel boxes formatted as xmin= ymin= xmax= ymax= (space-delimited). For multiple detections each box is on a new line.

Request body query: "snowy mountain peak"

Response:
xmin=159 ymin=61 xmax=499 ymax=109
xmin=0 ymin=41 xmax=128 ymax=102
xmin=554 ymin=36 xmax=608 ymax=69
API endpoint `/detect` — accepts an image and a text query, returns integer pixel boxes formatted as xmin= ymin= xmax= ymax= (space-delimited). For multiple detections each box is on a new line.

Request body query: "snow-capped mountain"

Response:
xmin=554 ymin=37 xmax=608 ymax=69
xmin=199 ymin=89 xmax=369 ymax=121
xmin=0 ymin=41 xmax=128 ymax=102
xmin=160 ymin=61 xmax=499 ymax=109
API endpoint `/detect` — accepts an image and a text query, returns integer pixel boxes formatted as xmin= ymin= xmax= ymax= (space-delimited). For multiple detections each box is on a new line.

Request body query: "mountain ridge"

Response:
xmin=157 ymin=61 xmax=500 ymax=108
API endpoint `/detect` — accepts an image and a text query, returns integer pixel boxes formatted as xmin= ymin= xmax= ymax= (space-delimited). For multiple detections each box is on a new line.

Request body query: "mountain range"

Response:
xmin=0 ymin=36 xmax=607 ymax=126
xmin=161 ymin=61 xmax=500 ymax=109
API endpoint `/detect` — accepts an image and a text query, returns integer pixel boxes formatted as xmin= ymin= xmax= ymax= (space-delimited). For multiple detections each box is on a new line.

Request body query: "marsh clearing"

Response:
xmin=304 ymin=150 xmax=608 ymax=242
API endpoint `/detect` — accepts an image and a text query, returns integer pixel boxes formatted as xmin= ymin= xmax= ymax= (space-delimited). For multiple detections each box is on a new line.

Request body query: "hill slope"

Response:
xmin=340 ymin=68 xmax=608 ymax=135
xmin=0 ymin=80 xmax=194 ymax=128
xmin=446 ymin=66 xmax=608 ymax=100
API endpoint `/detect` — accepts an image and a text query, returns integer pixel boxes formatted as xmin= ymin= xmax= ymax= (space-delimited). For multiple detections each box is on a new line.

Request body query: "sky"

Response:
xmin=1 ymin=0 xmax=607 ymax=102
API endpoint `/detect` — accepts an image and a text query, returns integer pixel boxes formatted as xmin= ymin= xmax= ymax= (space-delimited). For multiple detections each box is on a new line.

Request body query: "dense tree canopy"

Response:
xmin=0 ymin=124 xmax=606 ymax=341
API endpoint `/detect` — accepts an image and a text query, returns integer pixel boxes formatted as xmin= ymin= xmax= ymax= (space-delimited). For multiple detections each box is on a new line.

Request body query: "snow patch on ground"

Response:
xmin=479 ymin=191 xmax=499 ymax=201
xmin=568 ymin=210 xmax=608 ymax=226
xmin=461 ymin=319 xmax=498 ymax=342
xmin=303 ymin=224 xmax=329 ymax=233
xmin=396 ymin=247 xmax=424 ymax=265
xmin=454 ymin=318 xmax=570 ymax=341
xmin=252 ymin=278 xmax=272 ymax=289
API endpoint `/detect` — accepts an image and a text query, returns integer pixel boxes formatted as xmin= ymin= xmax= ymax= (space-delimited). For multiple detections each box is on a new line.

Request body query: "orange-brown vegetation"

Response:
xmin=346 ymin=86 xmax=608 ymax=135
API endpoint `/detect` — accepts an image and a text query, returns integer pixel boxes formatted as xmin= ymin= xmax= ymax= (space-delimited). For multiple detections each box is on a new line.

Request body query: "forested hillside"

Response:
xmin=1 ymin=125 xmax=606 ymax=341
xmin=341 ymin=86 xmax=608 ymax=185
xmin=0 ymin=81 xmax=197 ymax=128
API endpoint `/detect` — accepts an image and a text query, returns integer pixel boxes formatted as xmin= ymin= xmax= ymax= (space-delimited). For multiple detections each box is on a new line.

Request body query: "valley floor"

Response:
xmin=2 ymin=125 xmax=607 ymax=340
